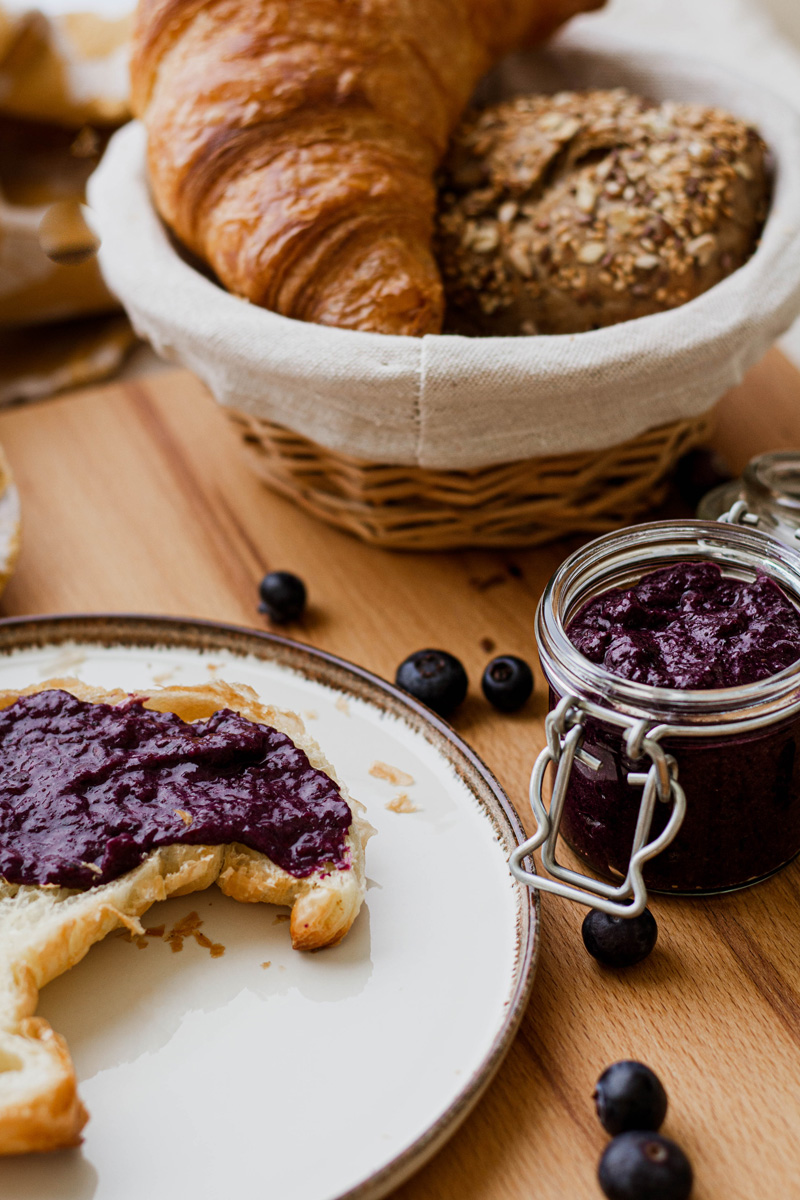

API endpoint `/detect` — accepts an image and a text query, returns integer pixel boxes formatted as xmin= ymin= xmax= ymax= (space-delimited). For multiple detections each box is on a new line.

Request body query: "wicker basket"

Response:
xmin=89 ymin=33 xmax=800 ymax=551
xmin=228 ymin=409 xmax=713 ymax=551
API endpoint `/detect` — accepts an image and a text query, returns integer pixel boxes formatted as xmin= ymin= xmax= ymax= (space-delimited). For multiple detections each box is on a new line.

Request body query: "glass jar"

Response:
xmin=511 ymin=519 xmax=800 ymax=915
xmin=698 ymin=450 xmax=800 ymax=547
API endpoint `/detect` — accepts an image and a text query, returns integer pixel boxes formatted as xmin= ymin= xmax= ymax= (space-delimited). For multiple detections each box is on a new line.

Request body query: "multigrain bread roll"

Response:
xmin=436 ymin=88 xmax=769 ymax=335
xmin=0 ymin=678 xmax=371 ymax=1154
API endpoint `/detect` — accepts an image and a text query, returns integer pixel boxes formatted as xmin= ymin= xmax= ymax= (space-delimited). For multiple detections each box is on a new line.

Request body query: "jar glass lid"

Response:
xmin=697 ymin=450 xmax=800 ymax=547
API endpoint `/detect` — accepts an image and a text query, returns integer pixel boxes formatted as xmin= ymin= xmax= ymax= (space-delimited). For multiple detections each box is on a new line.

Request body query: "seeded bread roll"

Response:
xmin=435 ymin=88 xmax=769 ymax=336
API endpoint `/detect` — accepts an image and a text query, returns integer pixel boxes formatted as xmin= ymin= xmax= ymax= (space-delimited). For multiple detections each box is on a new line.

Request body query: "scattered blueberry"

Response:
xmin=598 ymin=1132 xmax=693 ymax=1200
xmin=481 ymin=655 xmax=534 ymax=712
xmin=395 ymin=650 xmax=468 ymax=717
xmin=582 ymin=907 xmax=658 ymax=967
xmin=594 ymin=1062 xmax=668 ymax=1136
xmin=258 ymin=571 xmax=307 ymax=624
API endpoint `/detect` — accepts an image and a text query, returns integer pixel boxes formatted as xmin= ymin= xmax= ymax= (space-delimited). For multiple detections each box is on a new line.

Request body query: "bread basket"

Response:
xmin=88 ymin=30 xmax=800 ymax=550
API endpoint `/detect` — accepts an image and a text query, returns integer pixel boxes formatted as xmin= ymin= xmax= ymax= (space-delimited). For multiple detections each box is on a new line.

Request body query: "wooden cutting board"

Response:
xmin=0 ymin=346 xmax=799 ymax=1199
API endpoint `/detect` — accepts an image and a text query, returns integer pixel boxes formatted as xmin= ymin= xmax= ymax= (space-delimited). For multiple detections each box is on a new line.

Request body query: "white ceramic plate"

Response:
xmin=0 ymin=616 xmax=538 ymax=1200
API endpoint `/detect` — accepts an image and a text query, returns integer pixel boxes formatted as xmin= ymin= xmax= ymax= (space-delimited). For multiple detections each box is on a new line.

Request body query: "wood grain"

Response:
xmin=1 ymin=350 xmax=800 ymax=1199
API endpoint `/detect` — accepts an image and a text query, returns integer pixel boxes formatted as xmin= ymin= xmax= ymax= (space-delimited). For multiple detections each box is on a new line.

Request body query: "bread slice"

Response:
xmin=0 ymin=677 xmax=371 ymax=1155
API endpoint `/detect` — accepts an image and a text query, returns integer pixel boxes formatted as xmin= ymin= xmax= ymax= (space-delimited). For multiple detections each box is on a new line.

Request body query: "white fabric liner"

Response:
xmin=88 ymin=30 xmax=800 ymax=470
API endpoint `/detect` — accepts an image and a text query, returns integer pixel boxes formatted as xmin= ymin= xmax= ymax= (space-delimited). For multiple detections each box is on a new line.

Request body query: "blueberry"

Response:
xmin=598 ymin=1132 xmax=693 ymax=1200
xmin=395 ymin=650 xmax=468 ymax=717
xmin=582 ymin=908 xmax=658 ymax=967
xmin=594 ymin=1061 xmax=668 ymax=1136
xmin=481 ymin=655 xmax=534 ymax=712
xmin=258 ymin=571 xmax=307 ymax=624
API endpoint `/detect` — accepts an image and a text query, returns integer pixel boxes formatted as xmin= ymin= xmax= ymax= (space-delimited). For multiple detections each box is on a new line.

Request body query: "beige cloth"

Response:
xmin=0 ymin=3 xmax=133 ymax=401
xmin=0 ymin=2 xmax=130 ymax=326
xmin=0 ymin=4 xmax=131 ymax=128
xmin=0 ymin=444 xmax=20 ymax=599
xmin=89 ymin=31 xmax=800 ymax=470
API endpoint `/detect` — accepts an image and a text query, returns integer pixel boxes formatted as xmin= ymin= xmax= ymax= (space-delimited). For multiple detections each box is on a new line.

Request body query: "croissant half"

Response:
xmin=130 ymin=0 xmax=604 ymax=336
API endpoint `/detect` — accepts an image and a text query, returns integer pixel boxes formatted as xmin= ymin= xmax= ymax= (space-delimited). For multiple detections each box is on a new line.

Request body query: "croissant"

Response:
xmin=130 ymin=0 xmax=603 ymax=336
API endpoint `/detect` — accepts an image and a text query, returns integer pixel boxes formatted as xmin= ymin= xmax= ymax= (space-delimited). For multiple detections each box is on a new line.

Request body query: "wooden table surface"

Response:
xmin=1 ymin=347 xmax=799 ymax=1199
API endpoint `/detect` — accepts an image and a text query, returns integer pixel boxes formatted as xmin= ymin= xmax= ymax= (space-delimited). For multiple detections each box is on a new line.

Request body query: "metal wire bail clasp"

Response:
xmin=717 ymin=499 xmax=760 ymax=528
xmin=509 ymin=695 xmax=687 ymax=916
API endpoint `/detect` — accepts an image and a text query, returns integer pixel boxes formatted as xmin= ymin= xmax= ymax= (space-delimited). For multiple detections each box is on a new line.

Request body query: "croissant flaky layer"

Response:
xmin=131 ymin=0 xmax=604 ymax=336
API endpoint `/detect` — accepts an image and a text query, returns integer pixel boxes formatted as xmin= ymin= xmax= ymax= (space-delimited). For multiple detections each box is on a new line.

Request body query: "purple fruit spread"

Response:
xmin=557 ymin=562 xmax=800 ymax=892
xmin=567 ymin=562 xmax=800 ymax=689
xmin=0 ymin=689 xmax=352 ymax=890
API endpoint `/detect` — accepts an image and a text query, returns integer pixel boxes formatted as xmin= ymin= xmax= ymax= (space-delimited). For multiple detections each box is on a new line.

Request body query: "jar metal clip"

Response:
xmin=509 ymin=695 xmax=687 ymax=916
xmin=717 ymin=499 xmax=761 ymax=528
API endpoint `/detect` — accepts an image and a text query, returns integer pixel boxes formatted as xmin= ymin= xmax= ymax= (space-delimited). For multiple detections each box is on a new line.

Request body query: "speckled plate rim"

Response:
xmin=0 ymin=612 xmax=540 ymax=1200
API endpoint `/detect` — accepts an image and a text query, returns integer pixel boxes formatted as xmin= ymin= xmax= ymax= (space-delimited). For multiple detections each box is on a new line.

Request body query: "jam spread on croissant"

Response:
xmin=567 ymin=562 xmax=800 ymax=689
xmin=0 ymin=690 xmax=352 ymax=889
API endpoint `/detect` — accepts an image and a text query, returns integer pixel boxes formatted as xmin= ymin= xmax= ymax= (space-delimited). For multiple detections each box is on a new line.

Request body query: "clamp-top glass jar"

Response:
xmin=699 ymin=450 xmax=800 ymax=545
xmin=510 ymin=519 xmax=800 ymax=916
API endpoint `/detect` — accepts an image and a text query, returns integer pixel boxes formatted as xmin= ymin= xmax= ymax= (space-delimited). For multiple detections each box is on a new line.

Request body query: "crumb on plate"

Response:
xmin=369 ymin=760 xmax=415 ymax=787
xmin=386 ymin=792 xmax=420 ymax=814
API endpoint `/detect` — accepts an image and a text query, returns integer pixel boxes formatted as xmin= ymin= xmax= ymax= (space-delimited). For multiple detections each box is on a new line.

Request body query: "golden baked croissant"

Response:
xmin=130 ymin=0 xmax=604 ymax=336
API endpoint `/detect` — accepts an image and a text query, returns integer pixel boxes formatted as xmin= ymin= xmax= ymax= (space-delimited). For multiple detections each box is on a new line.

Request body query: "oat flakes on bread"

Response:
xmin=0 ymin=677 xmax=371 ymax=1155
xmin=436 ymin=88 xmax=769 ymax=335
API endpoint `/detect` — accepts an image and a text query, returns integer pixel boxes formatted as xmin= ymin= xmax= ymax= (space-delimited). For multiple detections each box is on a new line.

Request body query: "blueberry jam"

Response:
xmin=556 ymin=561 xmax=800 ymax=892
xmin=0 ymin=690 xmax=352 ymax=890
xmin=568 ymin=562 xmax=800 ymax=689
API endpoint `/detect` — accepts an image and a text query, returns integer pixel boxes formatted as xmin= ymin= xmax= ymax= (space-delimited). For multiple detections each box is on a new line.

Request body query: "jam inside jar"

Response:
xmin=535 ymin=521 xmax=800 ymax=894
